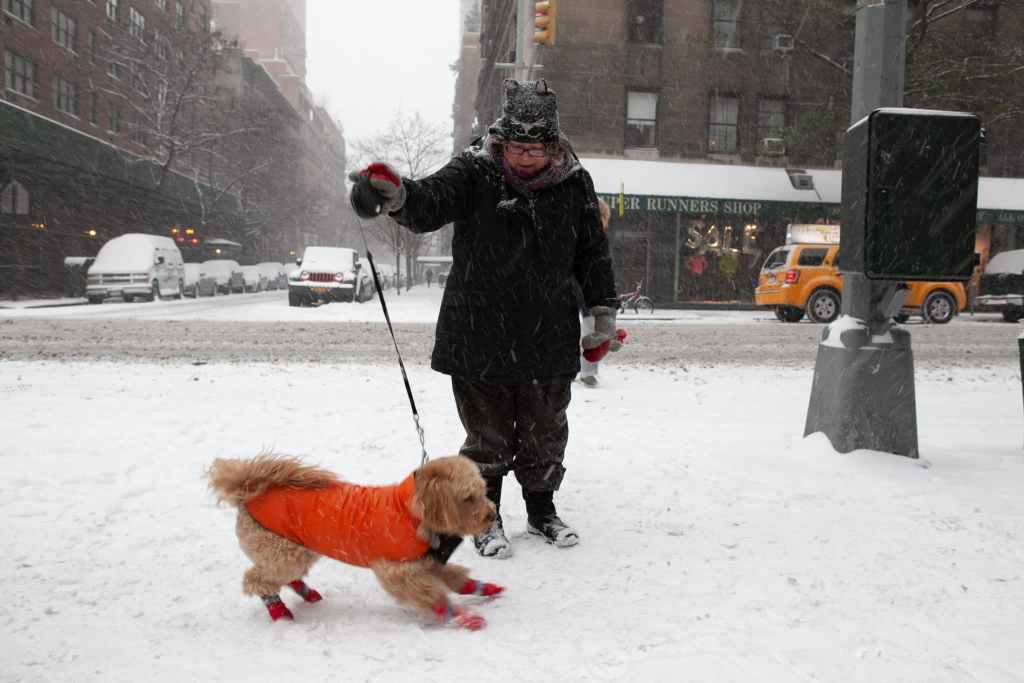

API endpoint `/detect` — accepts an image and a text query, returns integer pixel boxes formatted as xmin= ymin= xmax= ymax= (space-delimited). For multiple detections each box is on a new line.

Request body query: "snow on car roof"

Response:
xmin=985 ymin=249 xmax=1024 ymax=275
xmin=302 ymin=247 xmax=356 ymax=269
xmin=91 ymin=233 xmax=173 ymax=273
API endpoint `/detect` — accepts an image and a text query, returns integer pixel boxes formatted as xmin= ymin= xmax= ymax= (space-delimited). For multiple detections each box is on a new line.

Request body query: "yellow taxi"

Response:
xmin=755 ymin=243 xmax=967 ymax=324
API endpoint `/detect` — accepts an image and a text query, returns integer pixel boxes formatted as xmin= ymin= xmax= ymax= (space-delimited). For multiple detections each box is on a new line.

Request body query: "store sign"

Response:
xmin=600 ymin=194 xmax=765 ymax=217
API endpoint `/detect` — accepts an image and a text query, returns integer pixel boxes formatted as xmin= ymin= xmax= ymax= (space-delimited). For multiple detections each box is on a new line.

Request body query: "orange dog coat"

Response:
xmin=245 ymin=475 xmax=429 ymax=568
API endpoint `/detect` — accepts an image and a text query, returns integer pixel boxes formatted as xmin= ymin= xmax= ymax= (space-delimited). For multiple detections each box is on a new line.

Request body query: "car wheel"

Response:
xmin=806 ymin=288 xmax=840 ymax=324
xmin=88 ymin=296 xmax=104 ymax=305
xmin=777 ymin=305 xmax=805 ymax=323
xmin=892 ymin=313 xmax=910 ymax=324
xmin=150 ymin=282 xmax=161 ymax=302
xmin=288 ymin=291 xmax=302 ymax=307
xmin=176 ymin=280 xmax=184 ymax=300
xmin=1002 ymin=308 xmax=1023 ymax=323
xmin=123 ymin=295 xmax=134 ymax=303
xmin=922 ymin=290 xmax=955 ymax=324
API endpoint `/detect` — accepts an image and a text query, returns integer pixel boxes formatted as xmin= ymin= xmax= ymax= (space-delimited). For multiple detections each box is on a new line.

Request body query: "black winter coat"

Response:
xmin=391 ymin=143 xmax=618 ymax=384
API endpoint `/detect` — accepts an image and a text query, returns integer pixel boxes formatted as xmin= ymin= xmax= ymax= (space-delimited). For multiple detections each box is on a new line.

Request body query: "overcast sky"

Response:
xmin=306 ymin=0 xmax=462 ymax=152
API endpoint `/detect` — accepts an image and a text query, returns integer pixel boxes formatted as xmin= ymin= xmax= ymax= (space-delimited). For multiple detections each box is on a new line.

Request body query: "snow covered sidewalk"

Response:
xmin=2 ymin=361 xmax=1022 ymax=682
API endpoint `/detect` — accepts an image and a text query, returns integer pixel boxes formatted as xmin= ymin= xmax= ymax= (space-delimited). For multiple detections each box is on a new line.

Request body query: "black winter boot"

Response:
xmin=473 ymin=476 xmax=512 ymax=559
xmin=523 ymin=490 xmax=579 ymax=548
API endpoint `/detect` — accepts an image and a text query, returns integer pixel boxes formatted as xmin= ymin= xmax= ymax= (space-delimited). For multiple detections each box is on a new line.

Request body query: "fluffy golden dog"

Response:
xmin=208 ymin=454 xmax=502 ymax=629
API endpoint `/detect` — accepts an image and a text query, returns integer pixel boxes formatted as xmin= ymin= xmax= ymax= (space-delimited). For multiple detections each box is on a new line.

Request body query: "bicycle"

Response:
xmin=618 ymin=280 xmax=654 ymax=314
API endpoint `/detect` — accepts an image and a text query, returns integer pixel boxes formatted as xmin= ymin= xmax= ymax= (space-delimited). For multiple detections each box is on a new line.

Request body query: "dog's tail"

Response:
xmin=207 ymin=454 xmax=339 ymax=507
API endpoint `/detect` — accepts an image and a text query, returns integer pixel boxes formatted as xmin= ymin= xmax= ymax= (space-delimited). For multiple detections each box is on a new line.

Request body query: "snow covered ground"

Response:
xmin=0 ymin=287 xmax=771 ymax=326
xmin=3 ymin=356 xmax=1022 ymax=682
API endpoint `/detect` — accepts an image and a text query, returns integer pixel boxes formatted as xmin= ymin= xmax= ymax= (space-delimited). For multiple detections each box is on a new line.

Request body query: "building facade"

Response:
xmin=0 ymin=0 xmax=226 ymax=296
xmin=0 ymin=0 xmax=348 ymax=297
xmin=468 ymin=0 xmax=1024 ymax=305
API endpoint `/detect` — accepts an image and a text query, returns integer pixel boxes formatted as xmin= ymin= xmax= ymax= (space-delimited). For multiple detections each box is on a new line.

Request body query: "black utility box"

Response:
xmin=840 ymin=108 xmax=981 ymax=281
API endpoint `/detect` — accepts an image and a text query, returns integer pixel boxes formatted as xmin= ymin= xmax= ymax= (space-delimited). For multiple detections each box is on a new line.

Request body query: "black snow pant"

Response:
xmin=452 ymin=377 xmax=572 ymax=493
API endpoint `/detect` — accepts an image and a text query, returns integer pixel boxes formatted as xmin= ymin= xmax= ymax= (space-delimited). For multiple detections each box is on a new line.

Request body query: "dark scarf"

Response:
xmin=474 ymin=135 xmax=581 ymax=226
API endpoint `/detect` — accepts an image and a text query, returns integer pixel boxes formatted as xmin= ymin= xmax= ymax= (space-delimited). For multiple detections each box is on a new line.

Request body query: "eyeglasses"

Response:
xmin=504 ymin=143 xmax=549 ymax=158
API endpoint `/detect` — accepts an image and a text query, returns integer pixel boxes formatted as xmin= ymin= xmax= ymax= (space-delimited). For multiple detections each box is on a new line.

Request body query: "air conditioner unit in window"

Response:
xmin=760 ymin=137 xmax=786 ymax=156
xmin=772 ymin=34 xmax=795 ymax=53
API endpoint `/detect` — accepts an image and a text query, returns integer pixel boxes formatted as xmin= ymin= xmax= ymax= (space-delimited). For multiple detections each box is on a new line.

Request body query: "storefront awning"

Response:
xmin=581 ymin=157 xmax=1024 ymax=224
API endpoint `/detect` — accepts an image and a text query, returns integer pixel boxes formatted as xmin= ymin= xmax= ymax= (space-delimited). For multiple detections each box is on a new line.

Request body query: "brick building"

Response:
xmin=467 ymin=0 xmax=1024 ymax=305
xmin=0 ymin=0 xmax=349 ymax=297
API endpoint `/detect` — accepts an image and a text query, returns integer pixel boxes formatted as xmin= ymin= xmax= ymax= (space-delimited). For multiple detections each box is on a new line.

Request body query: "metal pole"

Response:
xmin=805 ymin=0 xmax=921 ymax=458
xmin=514 ymin=0 xmax=534 ymax=81
xmin=844 ymin=0 xmax=907 ymax=331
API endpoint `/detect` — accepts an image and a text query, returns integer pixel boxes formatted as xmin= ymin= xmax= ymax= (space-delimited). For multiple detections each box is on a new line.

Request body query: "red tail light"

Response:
xmin=784 ymin=269 xmax=800 ymax=284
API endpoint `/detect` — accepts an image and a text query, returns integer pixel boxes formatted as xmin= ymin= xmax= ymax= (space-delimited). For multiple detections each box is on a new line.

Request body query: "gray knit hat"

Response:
xmin=489 ymin=79 xmax=560 ymax=143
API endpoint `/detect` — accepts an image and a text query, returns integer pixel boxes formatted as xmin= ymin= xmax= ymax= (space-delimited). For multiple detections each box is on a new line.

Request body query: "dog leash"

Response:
xmin=355 ymin=216 xmax=429 ymax=467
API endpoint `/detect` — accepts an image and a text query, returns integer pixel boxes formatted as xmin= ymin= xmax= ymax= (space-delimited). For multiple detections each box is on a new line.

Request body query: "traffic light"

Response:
xmin=533 ymin=0 xmax=556 ymax=46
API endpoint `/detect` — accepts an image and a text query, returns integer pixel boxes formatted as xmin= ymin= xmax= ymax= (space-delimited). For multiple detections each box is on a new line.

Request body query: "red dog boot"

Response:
xmin=262 ymin=595 xmax=294 ymax=622
xmin=433 ymin=600 xmax=486 ymax=630
xmin=288 ymin=580 xmax=322 ymax=603
xmin=458 ymin=579 xmax=504 ymax=598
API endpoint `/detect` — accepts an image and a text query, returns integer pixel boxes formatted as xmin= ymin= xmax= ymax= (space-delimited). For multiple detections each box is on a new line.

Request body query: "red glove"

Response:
xmin=348 ymin=162 xmax=406 ymax=217
xmin=583 ymin=329 xmax=627 ymax=363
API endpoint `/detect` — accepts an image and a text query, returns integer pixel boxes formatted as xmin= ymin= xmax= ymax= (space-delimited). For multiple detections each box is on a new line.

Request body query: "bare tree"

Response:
xmin=350 ymin=111 xmax=452 ymax=291
xmin=760 ymin=0 xmax=1024 ymax=172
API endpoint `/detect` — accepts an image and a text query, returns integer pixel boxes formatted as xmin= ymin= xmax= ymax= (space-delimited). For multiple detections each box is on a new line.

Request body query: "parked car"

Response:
xmin=288 ymin=246 xmax=373 ymax=306
xmin=256 ymin=262 xmax=285 ymax=290
xmin=755 ymin=243 xmax=967 ymax=324
xmin=189 ymin=263 xmax=218 ymax=297
xmin=240 ymin=265 xmax=268 ymax=292
xmin=200 ymin=259 xmax=245 ymax=295
xmin=975 ymin=248 xmax=1024 ymax=322
xmin=86 ymin=233 xmax=185 ymax=303
xmin=183 ymin=263 xmax=200 ymax=297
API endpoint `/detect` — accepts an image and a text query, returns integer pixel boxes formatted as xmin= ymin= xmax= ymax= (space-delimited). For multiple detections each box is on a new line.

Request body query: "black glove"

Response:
xmin=348 ymin=162 xmax=407 ymax=218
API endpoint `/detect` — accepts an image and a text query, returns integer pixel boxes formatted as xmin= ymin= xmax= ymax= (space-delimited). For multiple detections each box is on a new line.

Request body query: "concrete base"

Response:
xmin=805 ymin=320 xmax=919 ymax=458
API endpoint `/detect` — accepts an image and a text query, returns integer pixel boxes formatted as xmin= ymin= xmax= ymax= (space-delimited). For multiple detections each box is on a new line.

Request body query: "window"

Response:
xmin=797 ymin=248 xmax=829 ymax=267
xmin=5 ymin=0 xmax=32 ymax=24
xmin=51 ymin=8 xmax=77 ymax=51
xmin=966 ymin=0 xmax=997 ymax=26
xmin=175 ymin=0 xmax=183 ymax=29
xmin=89 ymin=91 xmax=98 ymax=125
xmin=713 ymin=0 xmax=742 ymax=49
xmin=757 ymin=98 xmax=786 ymax=140
xmin=762 ymin=248 xmax=789 ymax=271
xmin=106 ymin=0 xmax=117 ymax=22
xmin=154 ymin=31 xmax=167 ymax=60
xmin=131 ymin=67 xmax=148 ymax=96
xmin=108 ymin=59 xmax=121 ymax=79
xmin=759 ymin=21 xmax=785 ymax=51
xmin=88 ymin=30 xmax=97 ymax=62
xmin=108 ymin=105 xmax=121 ymax=133
xmin=1 ymin=180 xmax=30 ymax=215
xmin=625 ymin=91 xmax=658 ymax=148
xmin=129 ymin=7 xmax=145 ymax=40
xmin=53 ymin=76 xmax=79 ymax=117
xmin=129 ymin=114 xmax=147 ymax=145
xmin=4 ymin=50 xmax=37 ymax=99
xmin=708 ymin=94 xmax=739 ymax=153
xmin=626 ymin=0 xmax=662 ymax=44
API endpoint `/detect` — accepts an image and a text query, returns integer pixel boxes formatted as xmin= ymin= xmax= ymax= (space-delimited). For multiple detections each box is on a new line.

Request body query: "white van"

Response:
xmin=86 ymin=233 xmax=185 ymax=303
